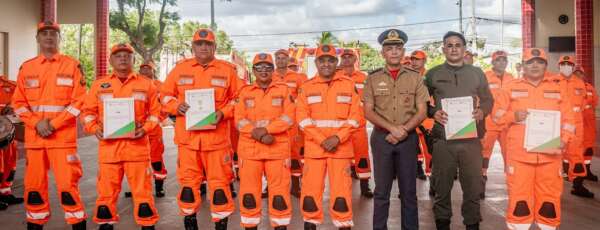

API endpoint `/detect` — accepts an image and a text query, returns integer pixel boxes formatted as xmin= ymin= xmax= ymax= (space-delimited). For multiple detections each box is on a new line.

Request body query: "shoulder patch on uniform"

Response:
xmin=368 ymin=68 xmax=384 ymax=75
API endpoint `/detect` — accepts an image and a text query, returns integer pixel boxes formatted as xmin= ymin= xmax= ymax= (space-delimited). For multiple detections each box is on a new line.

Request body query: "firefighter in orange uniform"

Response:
xmin=273 ymin=49 xmax=308 ymax=197
xmin=160 ymin=28 xmax=237 ymax=230
xmin=575 ymin=67 xmax=599 ymax=183
xmin=235 ymin=53 xmax=294 ymax=230
xmin=288 ymin=57 xmax=300 ymax=73
xmin=138 ymin=61 xmax=168 ymax=197
xmin=0 ymin=75 xmax=23 ymax=210
xmin=409 ymin=50 xmax=432 ymax=181
xmin=338 ymin=48 xmax=373 ymax=198
xmin=81 ymin=43 xmax=160 ymax=230
xmin=556 ymin=56 xmax=595 ymax=198
xmin=495 ymin=48 xmax=579 ymax=230
xmin=12 ymin=21 xmax=87 ymax=230
xmin=480 ymin=50 xmax=513 ymax=199
xmin=297 ymin=45 xmax=360 ymax=230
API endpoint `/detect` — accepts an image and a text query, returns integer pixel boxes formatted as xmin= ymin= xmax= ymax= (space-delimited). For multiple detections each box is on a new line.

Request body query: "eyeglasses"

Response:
xmin=253 ymin=65 xmax=274 ymax=72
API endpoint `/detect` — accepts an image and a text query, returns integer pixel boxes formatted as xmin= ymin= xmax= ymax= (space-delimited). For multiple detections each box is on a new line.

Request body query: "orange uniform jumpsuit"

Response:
xmin=582 ymin=83 xmax=597 ymax=165
xmin=559 ymin=74 xmax=588 ymax=180
xmin=235 ymin=82 xmax=295 ymax=228
xmin=12 ymin=54 xmax=87 ymax=225
xmin=481 ymin=70 xmax=513 ymax=174
xmin=0 ymin=76 xmax=17 ymax=196
xmin=342 ymin=69 xmax=372 ymax=179
xmin=148 ymin=79 xmax=167 ymax=181
xmin=161 ymin=58 xmax=238 ymax=221
xmin=296 ymin=74 xmax=360 ymax=228
xmin=273 ymin=70 xmax=308 ymax=176
xmin=495 ymin=74 xmax=577 ymax=229
xmin=229 ymin=77 xmax=247 ymax=178
xmin=82 ymin=73 xmax=161 ymax=226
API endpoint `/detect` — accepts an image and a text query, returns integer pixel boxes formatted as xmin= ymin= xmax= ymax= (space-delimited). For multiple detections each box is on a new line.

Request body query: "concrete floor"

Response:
xmin=1 ymin=128 xmax=600 ymax=230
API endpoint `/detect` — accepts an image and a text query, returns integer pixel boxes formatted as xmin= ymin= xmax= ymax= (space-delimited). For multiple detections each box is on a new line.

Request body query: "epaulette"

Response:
xmin=368 ymin=67 xmax=384 ymax=75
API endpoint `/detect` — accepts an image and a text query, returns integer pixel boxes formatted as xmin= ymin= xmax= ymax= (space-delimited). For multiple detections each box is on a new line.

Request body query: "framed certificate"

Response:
xmin=524 ymin=109 xmax=561 ymax=154
xmin=442 ymin=96 xmax=477 ymax=140
xmin=185 ymin=88 xmax=216 ymax=130
xmin=103 ymin=98 xmax=135 ymax=139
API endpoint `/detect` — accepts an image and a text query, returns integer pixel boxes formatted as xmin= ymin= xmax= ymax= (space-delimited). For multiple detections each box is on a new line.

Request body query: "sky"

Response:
xmin=112 ymin=0 xmax=523 ymax=56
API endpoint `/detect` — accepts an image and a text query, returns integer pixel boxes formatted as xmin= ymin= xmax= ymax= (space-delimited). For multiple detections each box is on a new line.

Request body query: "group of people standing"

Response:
xmin=0 ymin=20 xmax=597 ymax=230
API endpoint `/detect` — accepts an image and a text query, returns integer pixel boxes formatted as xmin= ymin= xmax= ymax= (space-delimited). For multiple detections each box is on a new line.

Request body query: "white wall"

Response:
xmin=58 ymin=0 xmax=96 ymax=24
xmin=535 ymin=0 xmax=575 ymax=72
xmin=0 ymin=0 xmax=40 ymax=80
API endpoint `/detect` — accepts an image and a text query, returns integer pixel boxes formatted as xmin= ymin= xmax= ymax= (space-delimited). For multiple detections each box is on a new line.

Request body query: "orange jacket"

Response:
xmin=81 ymin=73 xmax=160 ymax=163
xmin=160 ymin=58 xmax=238 ymax=151
xmin=495 ymin=73 xmax=576 ymax=164
xmin=296 ymin=74 xmax=361 ymax=159
xmin=484 ymin=70 xmax=514 ymax=131
xmin=339 ymin=69 xmax=367 ymax=127
xmin=146 ymin=79 xmax=165 ymax=138
xmin=12 ymin=54 xmax=86 ymax=148
xmin=583 ymin=82 xmax=598 ymax=148
xmin=234 ymin=82 xmax=295 ymax=160
xmin=273 ymin=70 xmax=308 ymax=100
xmin=0 ymin=75 xmax=16 ymax=109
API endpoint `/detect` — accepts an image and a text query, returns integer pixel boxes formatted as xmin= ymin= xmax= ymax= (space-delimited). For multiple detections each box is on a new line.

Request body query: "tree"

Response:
xmin=337 ymin=40 xmax=384 ymax=72
xmin=315 ymin=31 xmax=339 ymax=46
xmin=60 ymin=24 xmax=95 ymax=88
xmin=110 ymin=0 xmax=180 ymax=62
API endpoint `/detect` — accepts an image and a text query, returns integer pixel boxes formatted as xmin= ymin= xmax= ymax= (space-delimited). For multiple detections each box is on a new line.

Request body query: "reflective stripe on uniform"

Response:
xmin=14 ymin=107 xmax=30 ymax=115
xmin=270 ymin=217 xmax=291 ymax=226
xmin=280 ymin=115 xmax=293 ymax=125
xmin=573 ymin=106 xmax=582 ymax=112
xmin=153 ymin=172 xmax=167 ymax=180
xmin=66 ymin=105 xmax=80 ymax=116
xmin=298 ymin=118 xmax=314 ymax=129
xmin=83 ymin=115 xmax=96 ymax=124
xmin=255 ymin=119 xmax=270 ymax=128
xmin=211 ymin=211 xmax=232 ymax=220
xmin=64 ymin=210 xmax=85 ymax=219
xmin=314 ymin=119 xmax=357 ymax=128
xmin=537 ymin=223 xmax=557 ymax=230
xmin=358 ymin=172 xmax=371 ymax=179
xmin=237 ymin=119 xmax=251 ymax=130
xmin=26 ymin=211 xmax=50 ymax=220
xmin=240 ymin=216 xmax=261 ymax=225
xmin=506 ymin=222 xmax=532 ymax=230
xmin=147 ymin=115 xmax=160 ymax=123
xmin=332 ymin=220 xmax=354 ymax=228
xmin=31 ymin=105 xmax=66 ymax=113
xmin=494 ymin=109 xmax=507 ymax=119
xmin=181 ymin=208 xmax=195 ymax=215
xmin=162 ymin=96 xmax=176 ymax=105
xmin=0 ymin=187 xmax=11 ymax=194
xmin=562 ymin=123 xmax=576 ymax=133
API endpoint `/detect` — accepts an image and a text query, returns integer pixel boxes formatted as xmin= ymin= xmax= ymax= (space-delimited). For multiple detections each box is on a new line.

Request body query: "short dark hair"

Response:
xmin=443 ymin=31 xmax=466 ymax=45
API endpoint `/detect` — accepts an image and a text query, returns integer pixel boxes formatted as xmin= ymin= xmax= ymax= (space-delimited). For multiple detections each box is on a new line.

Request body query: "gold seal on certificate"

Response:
xmin=524 ymin=109 xmax=561 ymax=154
xmin=441 ymin=96 xmax=477 ymax=140
xmin=103 ymin=98 xmax=135 ymax=139
xmin=185 ymin=88 xmax=216 ymax=130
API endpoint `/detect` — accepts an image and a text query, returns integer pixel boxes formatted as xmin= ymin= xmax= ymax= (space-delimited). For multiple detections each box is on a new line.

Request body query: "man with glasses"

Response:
xmin=363 ymin=29 xmax=429 ymax=230
xmin=425 ymin=31 xmax=493 ymax=230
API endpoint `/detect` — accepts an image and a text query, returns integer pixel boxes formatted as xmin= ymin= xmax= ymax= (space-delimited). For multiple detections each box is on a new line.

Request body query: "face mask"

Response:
xmin=560 ymin=65 xmax=574 ymax=76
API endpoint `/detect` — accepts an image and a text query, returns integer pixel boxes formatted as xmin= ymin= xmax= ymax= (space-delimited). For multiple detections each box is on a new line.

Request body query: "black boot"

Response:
xmin=291 ymin=176 xmax=301 ymax=198
xmin=0 ymin=201 xmax=7 ymax=210
xmin=274 ymin=226 xmax=287 ymax=230
xmin=124 ymin=192 xmax=132 ymax=198
xmin=141 ymin=226 xmax=155 ymax=230
xmin=429 ymin=184 xmax=436 ymax=197
xmin=230 ymin=183 xmax=237 ymax=198
xmin=416 ymin=161 xmax=427 ymax=180
xmin=27 ymin=222 xmax=44 ymax=230
xmin=0 ymin=194 xmax=24 ymax=205
xmin=435 ymin=219 xmax=450 ymax=230
xmin=339 ymin=228 xmax=351 ymax=230
xmin=480 ymin=175 xmax=487 ymax=200
xmin=98 ymin=224 xmax=113 ymax=230
xmin=215 ymin=217 xmax=228 ymax=230
xmin=350 ymin=166 xmax=358 ymax=179
xmin=466 ymin=223 xmax=479 ymax=230
xmin=562 ymin=161 xmax=569 ymax=179
xmin=245 ymin=227 xmax=258 ymax=230
xmin=585 ymin=164 xmax=598 ymax=182
xmin=200 ymin=183 xmax=207 ymax=196
xmin=155 ymin=179 xmax=165 ymax=198
xmin=72 ymin=220 xmax=86 ymax=230
xmin=304 ymin=222 xmax=317 ymax=230
xmin=571 ymin=177 xmax=595 ymax=198
xmin=360 ymin=179 xmax=373 ymax=198
xmin=261 ymin=186 xmax=269 ymax=199
xmin=184 ymin=214 xmax=198 ymax=230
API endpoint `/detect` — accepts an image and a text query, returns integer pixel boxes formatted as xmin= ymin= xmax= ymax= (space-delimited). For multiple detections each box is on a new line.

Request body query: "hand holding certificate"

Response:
xmin=185 ymin=88 xmax=217 ymax=130
xmin=441 ymin=96 xmax=478 ymax=140
xmin=524 ymin=109 xmax=561 ymax=154
xmin=103 ymin=98 xmax=135 ymax=139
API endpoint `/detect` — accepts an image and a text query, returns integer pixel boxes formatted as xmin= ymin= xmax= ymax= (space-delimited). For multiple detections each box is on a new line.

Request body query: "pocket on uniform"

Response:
xmin=335 ymin=93 xmax=351 ymax=118
xmin=55 ymin=74 xmax=74 ymax=100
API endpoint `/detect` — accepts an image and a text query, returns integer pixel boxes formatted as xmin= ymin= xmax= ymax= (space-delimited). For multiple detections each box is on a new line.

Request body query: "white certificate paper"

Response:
xmin=103 ymin=98 xmax=135 ymax=139
xmin=185 ymin=88 xmax=216 ymax=130
xmin=524 ymin=109 xmax=561 ymax=154
xmin=441 ymin=96 xmax=477 ymax=140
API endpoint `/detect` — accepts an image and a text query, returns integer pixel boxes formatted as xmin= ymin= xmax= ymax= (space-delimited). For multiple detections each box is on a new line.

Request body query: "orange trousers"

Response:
xmin=505 ymin=159 xmax=562 ymax=230
xmin=481 ymin=130 xmax=508 ymax=175
xmin=149 ymin=134 xmax=167 ymax=181
xmin=238 ymin=158 xmax=291 ymax=228
xmin=301 ymin=158 xmax=353 ymax=228
xmin=93 ymin=161 xmax=159 ymax=226
xmin=416 ymin=130 xmax=432 ymax=174
xmin=351 ymin=127 xmax=371 ymax=179
xmin=290 ymin=127 xmax=304 ymax=177
xmin=23 ymin=147 xmax=86 ymax=225
xmin=176 ymin=146 xmax=235 ymax=221
xmin=0 ymin=142 xmax=17 ymax=195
